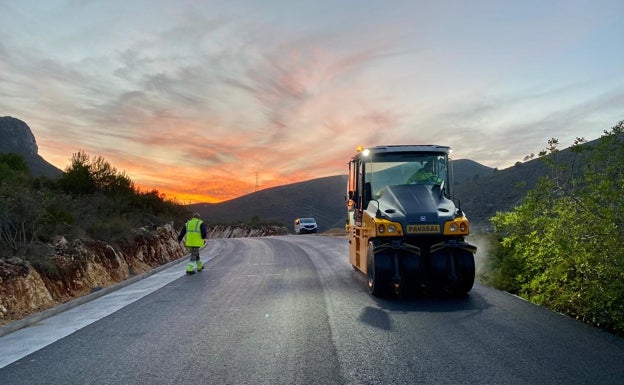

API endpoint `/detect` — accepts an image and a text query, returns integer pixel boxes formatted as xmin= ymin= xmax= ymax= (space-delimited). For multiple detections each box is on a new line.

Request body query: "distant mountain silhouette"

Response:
xmin=190 ymin=175 xmax=348 ymax=232
xmin=0 ymin=116 xmax=62 ymax=179
xmin=452 ymin=158 xmax=495 ymax=184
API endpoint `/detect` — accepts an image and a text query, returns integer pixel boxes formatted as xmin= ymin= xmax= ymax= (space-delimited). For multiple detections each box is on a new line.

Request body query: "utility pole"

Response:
xmin=255 ymin=172 xmax=259 ymax=192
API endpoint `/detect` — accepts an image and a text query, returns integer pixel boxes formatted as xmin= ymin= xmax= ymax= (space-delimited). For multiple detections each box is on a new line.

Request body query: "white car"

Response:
xmin=294 ymin=217 xmax=318 ymax=234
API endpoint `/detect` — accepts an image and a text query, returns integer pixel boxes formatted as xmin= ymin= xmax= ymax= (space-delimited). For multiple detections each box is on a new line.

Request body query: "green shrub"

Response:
xmin=0 ymin=151 xmax=188 ymax=259
xmin=491 ymin=121 xmax=624 ymax=335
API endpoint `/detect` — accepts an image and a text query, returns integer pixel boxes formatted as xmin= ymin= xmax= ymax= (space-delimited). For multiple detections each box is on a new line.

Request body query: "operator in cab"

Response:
xmin=407 ymin=160 xmax=443 ymax=184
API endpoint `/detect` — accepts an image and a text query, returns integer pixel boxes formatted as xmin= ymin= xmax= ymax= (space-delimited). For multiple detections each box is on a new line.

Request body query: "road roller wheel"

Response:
xmin=367 ymin=242 xmax=392 ymax=297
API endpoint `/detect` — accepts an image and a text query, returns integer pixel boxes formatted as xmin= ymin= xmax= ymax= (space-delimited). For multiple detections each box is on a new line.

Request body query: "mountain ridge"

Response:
xmin=0 ymin=116 xmax=62 ymax=179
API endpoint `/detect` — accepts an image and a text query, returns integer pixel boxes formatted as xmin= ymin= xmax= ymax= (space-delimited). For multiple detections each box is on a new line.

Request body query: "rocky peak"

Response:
xmin=0 ymin=116 xmax=62 ymax=178
xmin=0 ymin=116 xmax=39 ymax=156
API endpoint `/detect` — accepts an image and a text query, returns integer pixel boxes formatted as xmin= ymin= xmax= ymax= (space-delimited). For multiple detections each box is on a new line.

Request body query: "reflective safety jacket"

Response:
xmin=183 ymin=218 xmax=205 ymax=247
xmin=407 ymin=170 xmax=443 ymax=184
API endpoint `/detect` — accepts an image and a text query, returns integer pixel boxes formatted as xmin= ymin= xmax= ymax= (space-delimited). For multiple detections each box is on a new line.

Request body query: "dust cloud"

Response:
xmin=467 ymin=232 xmax=494 ymax=278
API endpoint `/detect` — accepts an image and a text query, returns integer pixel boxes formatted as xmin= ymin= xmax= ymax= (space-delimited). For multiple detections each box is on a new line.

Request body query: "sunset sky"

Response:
xmin=1 ymin=1 xmax=623 ymax=203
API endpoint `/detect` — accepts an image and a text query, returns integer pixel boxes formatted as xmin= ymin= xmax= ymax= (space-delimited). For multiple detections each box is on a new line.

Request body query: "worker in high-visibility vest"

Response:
xmin=177 ymin=212 xmax=207 ymax=274
xmin=407 ymin=160 xmax=443 ymax=184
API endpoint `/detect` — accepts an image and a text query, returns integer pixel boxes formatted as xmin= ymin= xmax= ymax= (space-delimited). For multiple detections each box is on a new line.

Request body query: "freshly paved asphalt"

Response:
xmin=1 ymin=235 xmax=623 ymax=384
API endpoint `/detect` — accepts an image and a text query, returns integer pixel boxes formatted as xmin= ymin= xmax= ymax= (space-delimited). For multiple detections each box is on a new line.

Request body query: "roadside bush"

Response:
xmin=87 ymin=216 xmax=136 ymax=244
xmin=0 ymin=151 xmax=189 ymax=261
xmin=478 ymin=233 xmax=523 ymax=294
xmin=0 ymin=186 xmax=48 ymax=257
xmin=490 ymin=121 xmax=624 ymax=335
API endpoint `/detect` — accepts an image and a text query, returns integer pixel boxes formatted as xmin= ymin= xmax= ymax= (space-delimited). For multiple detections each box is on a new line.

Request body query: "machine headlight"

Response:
xmin=444 ymin=219 xmax=470 ymax=235
xmin=378 ymin=224 xmax=385 ymax=233
xmin=388 ymin=225 xmax=396 ymax=233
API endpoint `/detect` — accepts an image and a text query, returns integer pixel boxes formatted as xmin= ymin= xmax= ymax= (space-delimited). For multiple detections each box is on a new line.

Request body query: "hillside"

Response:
xmin=190 ymin=159 xmax=497 ymax=232
xmin=454 ymin=146 xmax=583 ymax=229
xmin=452 ymin=158 xmax=494 ymax=184
xmin=190 ymin=175 xmax=348 ymax=232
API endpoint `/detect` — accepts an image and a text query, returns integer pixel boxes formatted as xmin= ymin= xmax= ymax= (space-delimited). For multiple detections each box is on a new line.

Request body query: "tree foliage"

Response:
xmin=0 ymin=151 xmax=189 ymax=260
xmin=59 ymin=150 xmax=134 ymax=196
xmin=0 ymin=153 xmax=31 ymax=185
xmin=488 ymin=121 xmax=624 ymax=334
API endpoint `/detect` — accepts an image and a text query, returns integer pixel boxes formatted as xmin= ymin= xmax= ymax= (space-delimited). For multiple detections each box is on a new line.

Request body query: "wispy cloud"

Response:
xmin=1 ymin=1 xmax=623 ymax=202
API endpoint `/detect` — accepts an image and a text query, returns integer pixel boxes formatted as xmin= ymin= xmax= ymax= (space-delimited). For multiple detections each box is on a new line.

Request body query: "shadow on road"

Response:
xmin=355 ymin=286 xmax=491 ymax=327
xmin=378 ymin=288 xmax=491 ymax=314
xmin=357 ymin=289 xmax=491 ymax=330
xmin=358 ymin=306 xmax=393 ymax=331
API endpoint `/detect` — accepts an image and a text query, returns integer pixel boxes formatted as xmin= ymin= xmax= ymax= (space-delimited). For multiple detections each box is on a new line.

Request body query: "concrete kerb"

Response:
xmin=0 ymin=250 xmax=195 ymax=338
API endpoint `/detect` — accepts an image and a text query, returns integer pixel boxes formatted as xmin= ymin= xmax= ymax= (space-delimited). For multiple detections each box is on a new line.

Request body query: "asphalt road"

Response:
xmin=1 ymin=235 xmax=623 ymax=384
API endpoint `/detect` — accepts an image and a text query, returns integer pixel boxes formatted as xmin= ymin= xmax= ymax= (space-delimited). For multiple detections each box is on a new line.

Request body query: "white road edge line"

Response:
xmin=0 ymin=252 xmax=215 ymax=369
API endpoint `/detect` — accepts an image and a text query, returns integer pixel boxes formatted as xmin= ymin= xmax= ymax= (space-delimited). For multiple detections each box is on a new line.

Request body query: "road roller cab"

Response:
xmin=346 ymin=145 xmax=476 ymax=296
